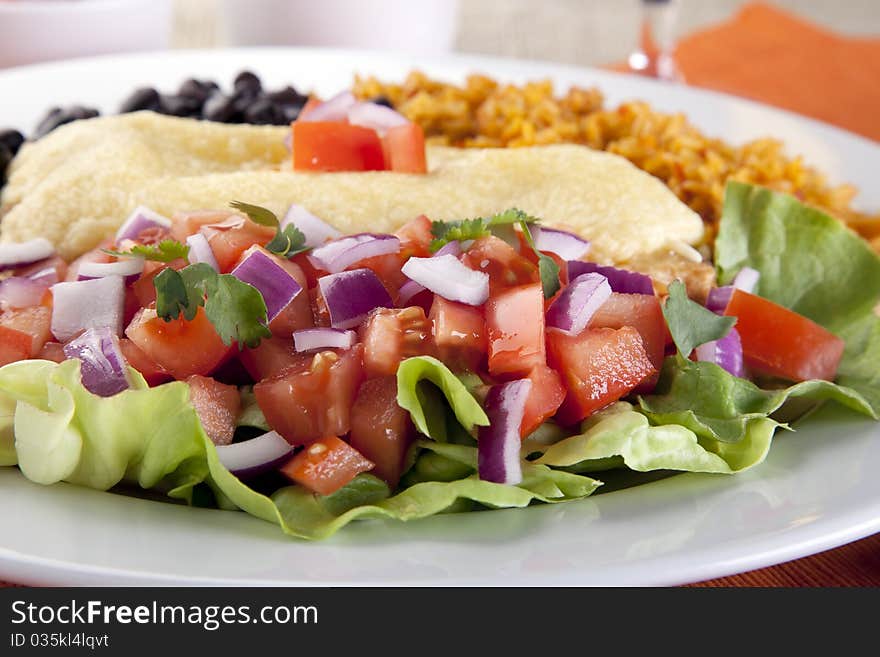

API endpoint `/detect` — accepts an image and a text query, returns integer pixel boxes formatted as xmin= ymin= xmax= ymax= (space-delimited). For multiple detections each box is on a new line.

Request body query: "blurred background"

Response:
xmin=0 ymin=0 xmax=877 ymax=70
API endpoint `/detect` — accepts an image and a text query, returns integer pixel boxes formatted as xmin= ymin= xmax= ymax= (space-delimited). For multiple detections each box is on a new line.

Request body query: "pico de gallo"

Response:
xmin=0 ymin=196 xmax=848 ymax=499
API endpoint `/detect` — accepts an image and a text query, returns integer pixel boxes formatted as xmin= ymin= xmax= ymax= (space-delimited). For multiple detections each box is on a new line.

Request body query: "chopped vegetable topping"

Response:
xmin=229 ymin=200 xmax=309 ymax=259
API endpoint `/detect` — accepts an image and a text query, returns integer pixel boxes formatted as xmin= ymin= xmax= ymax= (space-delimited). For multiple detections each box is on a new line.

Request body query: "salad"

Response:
xmin=0 ymin=179 xmax=877 ymax=539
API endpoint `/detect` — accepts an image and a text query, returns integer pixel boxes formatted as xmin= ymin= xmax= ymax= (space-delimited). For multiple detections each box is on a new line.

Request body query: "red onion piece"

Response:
xmin=186 ymin=233 xmax=219 ymax=271
xmin=0 ymin=238 xmax=55 ymax=272
xmin=478 ymin=379 xmax=532 ymax=485
xmin=567 ymin=261 xmax=654 ymax=296
xmin=433 ymin=240 xmax=462 ymax=258
xmin=695 ymin=327 xmax=744 ymax=378
xmin=309 ymin=233 xmax=400 ymax=274
xmin=347 ymin=102 xmax=409 ymax=134
xmin=231 ymin=248 xmax=303 ymax=322
xmin=299 ymin=91 xmax=357 ymax=123
xmin=318 ymin=268 xmax=393 ymax=329
xmin=706 ymin=267 xmax=761 ymax=313
xmin=533 ymin=227 xmax=590 ymax=260
xmin=546 ymin=272 xmax=612 ymax=336
xmin=25 ymin=264 xmax=61 ymax=287
xmin=401 ymin=255 xmax=489 ymax=306
xmin=50 ymin=276 xmax=125 ymax=342
xmin=115 ymin=206 xmax=171 ymax=243
xmin=215 ymin=430 xmax=294 ymax=479
xmin=0 ymin=276 xmax=48 ymax=310
xmin=281 ymin=204 xmax=341 ymax=248
xmin=397 ymin=279 xmax=427 ymax=306
xmin=293 ymin=327 xmax=356 ymax=352
xmin=77 ymin=257 xmax=144 ymax=283
xmin=63 ymin=326 xmax=131 ymax=397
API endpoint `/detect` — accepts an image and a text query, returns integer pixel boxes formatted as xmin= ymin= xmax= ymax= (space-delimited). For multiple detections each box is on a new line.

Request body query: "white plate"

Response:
xmin=0 ymin=48 xmax=878 ymax=587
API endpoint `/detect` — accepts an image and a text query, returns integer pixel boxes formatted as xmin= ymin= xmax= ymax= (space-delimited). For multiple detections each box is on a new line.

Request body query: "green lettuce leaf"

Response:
xmin=0 ymin=360 xmax=207 ymax=498
xmin=714 ymin=181 xmax=880 ymax=416
xmin=396 ymin=356 xmax=489 ymax=439
xmin=639 ymin=355 xmax=875 ymax=443
xmin=535 ymin=401 xmax=776 ymax=474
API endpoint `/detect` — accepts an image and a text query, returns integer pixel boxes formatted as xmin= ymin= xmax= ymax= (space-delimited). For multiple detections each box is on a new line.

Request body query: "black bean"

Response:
xmin=265 ymin=85 xmax=307 ymax=106
xmin=159 ymin=94 xmax=202 ymax=117
xmin=233 ymin=70 xmax=262 ymax=96
xmin=0 ymin=129 xmax=24 ymax=156
xmin=178 ymin=78 xmax=218 ymax=105
xmin=201 ymin=91 xmax=239 ymax=123
xmin=0 ymin=142 xmax=12 ymax=185
xmin=119 ymin=87 xmax=161 ymax=113
xmin=32 ymin=106 xmax=99 ymax=139
xmin=370 ymin=95 xmax=394 ymax=109
xmin=243 ymin=97 xmax=284 ymax=125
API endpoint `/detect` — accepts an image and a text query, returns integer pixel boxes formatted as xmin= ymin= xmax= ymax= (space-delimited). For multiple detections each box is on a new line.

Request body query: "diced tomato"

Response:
xmin=359 ymin=307 xmax=434 ymax=378
xmin=291 ymin=121 xmax=385 ymax=172
xmin=65 ymin=245 xmax=112 ymax=281
xmin=124 ymin=306 xmax=234 ymax=380
xmin=356 ymin=252 xmax=407 ymax=298
xmin=255 ymin=345 xmax=365 ymax=444
xmin=169 ymin=210 xmax=237 ymax=242
xmin=462 ymin=235 xmax=539 ymax=293
xmin=0 ymin=306 xmax=52 ymax=356
xmin=382 ymin=123 xmax=427 ymax=174
xmin=723 ymin=289 xmax=845 ymax=382
xmin=238 ymin=336 xmax=302 ymax=382
xmin=279 ymin=435 xmax=374 ymax=496
xmin=429 ymin=296 xmax=486 ymax=372
xmin=520 ymin=365 xmax=566 ymax=437
xmin=201 ymin=219 xmax=275 ymax=273
xmin=291 ymin=252 xmax=326 ymax=289
xmin=186 ymin=375 xmax=241 ymax=446
xmin=589 ymin=292 xmax=667 ymax=392
xmin=394 ymin=214 xmax=434 ymax=257
xmin=15 ymin=255 xmax=68 ymax=283
xmin=547 ymin=326 xmax=656 ymax=425
xmin=118 ymin=338 xmax=171 ymax=386
xmin=37 ymin=341 xmax=66 ymax=363
xmin=486 ymin=283 xmax=546 ymax=378
xmin=0 ymin=326 xmax=32 ymax=366
xmin=349 ymin=376 xmax=414 ymax=487
xmin=234 ymin=246 xmax=314 ymax=336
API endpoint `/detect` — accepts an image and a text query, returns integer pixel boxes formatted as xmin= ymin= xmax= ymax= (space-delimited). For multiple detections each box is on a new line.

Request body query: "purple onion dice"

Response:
xmin=115 ymin=205 xmax=171 ymax=243
xmin=347 ymin=101 xmax=409 ymax=134
xmin=0 ymin=276 xmax=50 ymax=310
xmin=77 ymin=257 xmax=144 ymax=283
xmin=546 ymin=272 xmax=612 ymax=336
xmin=533 ymin=226 xmax=590 ymax=260
xmin=695 ymin=327 xmax=745 ymax=378
xmin=706 ymin=267 xmax=761 ymax=314
xmin=0 ymin=238 xmax=55 ymax=272
xmin=401 ymin=254 xmax=489 ymax=306
xmin=318 ymin=268 xmax=393 ymax=329
xmin=63 ymin=327 xmax=131 ymax=397
xmin=215 ymin=430 xmax=294 ymax=479
xmin=299 ymin=90 xmax=357 ymax=123
xmin=478 ymin=379 xmax=532 ymax=485
xmin=186 ymin=232 xmax=220 ymax=271
xmin=309 ymin=233 xmax=400 ymax=274
xmin=50 ymin=276 xmax=125 ymax=342
xmin=231 ymin=248 xmax=304 ymax=322
xmin=567 ymin=261 xmax=654 ymax=296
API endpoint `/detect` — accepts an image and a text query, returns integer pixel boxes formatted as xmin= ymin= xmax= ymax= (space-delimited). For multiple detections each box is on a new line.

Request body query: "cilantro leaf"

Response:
xmin=230 ymin=200 xmax=310 ymax=259
xmin=429 ymin=207 xmax=539 ymax=252
xmin=518 ymin=220 xmax=561 ymax=300
xmin=265 ymin=223 xmax=309 ymax=258
xmin=229 ymin=200 xmax=279 ymax=228
xmin=663 ymin=280 xmax=737 ymax=357
xmin=154 ymin=263 xmax=271 ymax=348
xmin=104 ymin=239 xmax=189 ymax=263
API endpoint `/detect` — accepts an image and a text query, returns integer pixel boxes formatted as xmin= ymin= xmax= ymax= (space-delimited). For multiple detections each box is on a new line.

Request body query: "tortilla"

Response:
xmin=0 ymin=112 xmax=703 ymax=263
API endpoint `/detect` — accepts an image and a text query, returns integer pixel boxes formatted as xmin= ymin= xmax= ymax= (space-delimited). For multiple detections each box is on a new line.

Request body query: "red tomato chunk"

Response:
xmin=723 ymin=289 xmax=845 ymax=382
xmin=547 ymin=326 xmax=656 ymax=425
xmin=279 ymin=435 xmax=374 ymax=496
xmin=486 ymin=283 xmax=546 ymax=378
xmin=186 ymin=375 xmax=241 ymax=446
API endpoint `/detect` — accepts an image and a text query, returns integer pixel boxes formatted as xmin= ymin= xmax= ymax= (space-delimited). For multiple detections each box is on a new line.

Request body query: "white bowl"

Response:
xmin=0 ymin=0 xmax=172 ymax=69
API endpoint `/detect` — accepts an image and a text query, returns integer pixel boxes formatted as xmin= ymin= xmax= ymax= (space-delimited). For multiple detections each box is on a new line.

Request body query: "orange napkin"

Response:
xmin=672 ymin=2 xmax=880 ymax=142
